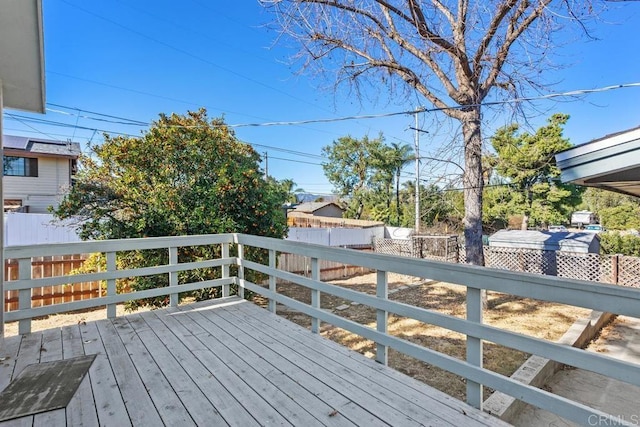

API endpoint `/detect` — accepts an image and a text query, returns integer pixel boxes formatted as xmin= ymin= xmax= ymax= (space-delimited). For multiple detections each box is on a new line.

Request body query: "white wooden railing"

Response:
xmin=4 ymin=233 xmax=640 ymax=426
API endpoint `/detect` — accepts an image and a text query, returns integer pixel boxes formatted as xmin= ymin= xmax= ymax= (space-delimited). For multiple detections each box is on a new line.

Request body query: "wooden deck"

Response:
xmin=0 ymin=297 xmax=506 ymax=426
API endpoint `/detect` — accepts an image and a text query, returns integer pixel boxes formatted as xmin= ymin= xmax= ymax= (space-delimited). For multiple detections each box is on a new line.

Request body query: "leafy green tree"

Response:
xmin=600 ymin=232 xmax=640 ymax=256
xmin=399 ymin=182 xmax=456 ymax=230
xmin=272 ymin=178 xmax=303 ymax=204
xmin=487 ymin=114 xmax=582 ymax=229
xmin=53 ymin=109 xmax=287 ymax=307
xmin=322 ymin=134 xmax=386 ymax=219
xmin=580 ymin=187 xmax=640 ymax=230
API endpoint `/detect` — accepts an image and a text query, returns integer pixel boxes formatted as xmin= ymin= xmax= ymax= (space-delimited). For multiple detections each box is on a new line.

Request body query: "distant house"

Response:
xmin=292 ymin=202 xmax=345 ymax=218
xmin=3 ymin=135 xmax=81 ymax=213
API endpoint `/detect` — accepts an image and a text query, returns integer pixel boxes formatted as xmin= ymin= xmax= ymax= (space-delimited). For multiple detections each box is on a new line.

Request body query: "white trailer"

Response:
xmin=571 ymin=210 xmax=596 ymax=228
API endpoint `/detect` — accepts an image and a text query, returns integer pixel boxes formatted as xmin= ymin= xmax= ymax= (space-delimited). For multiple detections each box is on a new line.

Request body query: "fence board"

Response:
xmin=4 ymin=256 xmax=102 ymax=312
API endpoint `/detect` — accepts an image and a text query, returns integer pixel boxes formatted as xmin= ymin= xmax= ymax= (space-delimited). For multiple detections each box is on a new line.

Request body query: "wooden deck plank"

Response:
xmin=173 ymin=303 xmax=339 ymax=427
xmin=176 ymin=303 xmax=360 ymax=427
xmin=1 ymin=332 xmax=44 ymax=427
xmin=61 ymin=325 xmax=99 ymax=427
xmin=151 ymin=305 xmax=293 ymax=426
xmin=0 ymin=335 xmax=23 ymax=391
xmin=33 ymin=328 xmax=66 ymax=427
xmin=0 ymin=417 xmax=32 ymax=427
xmin=217 ymin=300 xmax=453 ymax=426
xmin=135 ymin=310 xmax=260 ymax=427
xmin=231 ymin=299 xmax=505 ymax=426
xmin=118 ymin=315 xmax=228 ymax=427
xmin=110 ymin=317 xmax=196 ymax=426
xmin=78 ymin=321 xmax=133 ymax=427
xmin=93 ymin=319 xmax=164 ymax=427
xmin=12 ymin=332 xmax=42 ymax=377
xmin=192 ymin=302 xmax=390 ymax=427
xmin=33 ymin=409 xmax=65 ymax=427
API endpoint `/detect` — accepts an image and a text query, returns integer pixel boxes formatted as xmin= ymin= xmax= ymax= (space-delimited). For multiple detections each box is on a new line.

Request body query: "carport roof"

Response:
xmin=0 ymin=0 xmax=45 ymax=113
xmin=555 ymin=126 xmax=640 ymax=198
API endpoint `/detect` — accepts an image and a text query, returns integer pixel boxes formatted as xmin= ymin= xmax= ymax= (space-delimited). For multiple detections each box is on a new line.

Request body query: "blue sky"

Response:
xmin=4 ymin=1 xmax=640 ymax=195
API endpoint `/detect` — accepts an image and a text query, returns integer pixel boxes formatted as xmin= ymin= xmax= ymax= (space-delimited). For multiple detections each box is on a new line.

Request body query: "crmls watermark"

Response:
xmin=587 ymin=414 xmax=640 ymax=426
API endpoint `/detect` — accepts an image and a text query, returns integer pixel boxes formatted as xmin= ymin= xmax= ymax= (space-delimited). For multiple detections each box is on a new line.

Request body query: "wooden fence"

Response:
xmin=4 ymin=255 xmax=102 ymax=312
xmin=277 ymin=250 xmax=371 ymax=282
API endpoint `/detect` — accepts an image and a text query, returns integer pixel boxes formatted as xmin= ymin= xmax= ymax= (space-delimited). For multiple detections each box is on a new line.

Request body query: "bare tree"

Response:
xmin=261 ymin=0 xmax=604 ymax=265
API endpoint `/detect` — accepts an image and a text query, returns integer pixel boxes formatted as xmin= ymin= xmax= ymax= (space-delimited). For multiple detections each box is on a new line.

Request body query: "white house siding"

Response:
xmin=4 ymin=157 xmax=71 ymax=213
xmin=313 ymin=205 xmax=344 ymax=218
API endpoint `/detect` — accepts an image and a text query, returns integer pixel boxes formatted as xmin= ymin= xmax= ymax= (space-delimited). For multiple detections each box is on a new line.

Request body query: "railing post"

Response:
xmin=310 ymin=257 xmax=320 ymax=333
xmin=221 ymin=242 xmax=230 ymax=297
xmin=18 ymin=257 xmax=32 ymax=335
xmin=466 ymin=287 xmax=483 ymax=409
xmin=237 ymin=244 xmax=245 ymax=299
xmin=376 ymin=270 xmax=388 ymax=365
xmin=268 ymin=249 xmax=276 ymax=313
xmin=106 ymin=252 xmax=117 ymax=318
xmin=169 ymin=246 xmax=178 ymax=307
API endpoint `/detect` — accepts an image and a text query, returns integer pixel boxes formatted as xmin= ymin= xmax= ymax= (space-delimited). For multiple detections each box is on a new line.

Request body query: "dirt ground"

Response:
xmin=252 ymin=272 xmax=592 ymax=401
xmin=2 ymin=304 xmax=152 ymax=337
xmin=3 ymin=271 xmax=591 ymax=401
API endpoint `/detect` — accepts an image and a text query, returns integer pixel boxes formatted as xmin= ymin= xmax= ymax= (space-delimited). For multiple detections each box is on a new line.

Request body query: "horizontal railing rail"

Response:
xmin=5 ymin=234 xmax=237 ymax=333
xmin=3 ymin=232 xmax=640 ymax=426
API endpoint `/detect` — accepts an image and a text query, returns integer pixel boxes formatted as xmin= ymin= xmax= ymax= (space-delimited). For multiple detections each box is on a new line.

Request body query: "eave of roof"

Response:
xmin=555 ymin=126 xmax=640 ymax=198
xmin=0 ymin=0 xmax=46 ymax=113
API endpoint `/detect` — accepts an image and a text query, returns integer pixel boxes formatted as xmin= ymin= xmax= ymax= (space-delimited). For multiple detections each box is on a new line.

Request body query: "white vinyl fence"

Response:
xmin=5 ymin=213 xmax=82 ymax=246
xmin=285 ymin=226 xmax=384 ymax=247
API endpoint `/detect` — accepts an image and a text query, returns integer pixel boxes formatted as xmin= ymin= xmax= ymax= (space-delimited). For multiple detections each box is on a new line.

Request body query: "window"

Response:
xmin=3 ymin=156 xmax=38 ymax=177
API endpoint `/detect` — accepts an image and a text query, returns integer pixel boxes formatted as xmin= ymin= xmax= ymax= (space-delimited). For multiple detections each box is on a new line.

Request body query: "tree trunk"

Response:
xmin=462 ymin=109 xmax=485 ymax=266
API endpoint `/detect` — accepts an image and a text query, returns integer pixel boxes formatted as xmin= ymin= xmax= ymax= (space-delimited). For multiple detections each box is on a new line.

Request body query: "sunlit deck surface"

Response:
xmin=0 ymin=297 xmax=506 ymax=426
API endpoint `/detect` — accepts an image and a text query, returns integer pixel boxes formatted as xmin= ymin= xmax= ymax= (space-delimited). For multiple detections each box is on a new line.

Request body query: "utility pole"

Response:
xmin=414 ymin=109 xmax=420 ymax=233
xmin=264 ymin=151 xmax=268 ymax=179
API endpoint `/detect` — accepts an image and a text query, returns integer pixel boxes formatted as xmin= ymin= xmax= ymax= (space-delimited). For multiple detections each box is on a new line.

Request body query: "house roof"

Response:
xmin=555 ymin=126 xmax=640 ymax=198
xmin=489 ymin=230 xmax=598 ymax=251
xmin=293 ymin=202 xmax=345 ymax=213
xmin=3 ymin=135 xmax=81 ymax=158
xmin=0 ymin=0 xmax=45 ymax=113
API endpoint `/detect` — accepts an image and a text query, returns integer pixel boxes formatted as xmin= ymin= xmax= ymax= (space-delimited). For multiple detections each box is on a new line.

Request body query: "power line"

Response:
xmin=227 ymin=82 xmax=640 ymax=128
xmin=33 ymin=82 xmax=640 ymax=137
xmin=268 ymin=156 xmax=323 ymax=166
xmin=4 ymin=113 xmax=328 ymax=161
xmin=57 ymin=0 xmax=349 ymax=119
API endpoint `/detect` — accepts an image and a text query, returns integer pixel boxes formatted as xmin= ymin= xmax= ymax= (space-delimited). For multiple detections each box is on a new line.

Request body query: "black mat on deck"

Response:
xmin=0 ymin=354 xmax=96 ymax=422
